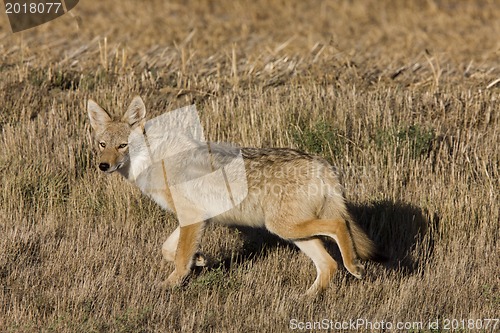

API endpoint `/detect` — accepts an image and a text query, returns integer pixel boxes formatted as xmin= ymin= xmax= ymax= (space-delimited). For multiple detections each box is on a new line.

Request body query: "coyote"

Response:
xmin=87 ymin=96 xmax=379 ymax=295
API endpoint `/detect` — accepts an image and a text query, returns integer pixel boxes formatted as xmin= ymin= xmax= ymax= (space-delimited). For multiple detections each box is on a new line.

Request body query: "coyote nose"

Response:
xmin=99 ymin=163 xmax=110 ymax=171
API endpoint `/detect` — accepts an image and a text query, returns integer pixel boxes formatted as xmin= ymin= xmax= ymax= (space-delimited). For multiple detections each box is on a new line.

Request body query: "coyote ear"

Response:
xmin=123 ymin=96 xmax=146 ymax=128
xmin=87 ymin=99 xmax=112 ymax=132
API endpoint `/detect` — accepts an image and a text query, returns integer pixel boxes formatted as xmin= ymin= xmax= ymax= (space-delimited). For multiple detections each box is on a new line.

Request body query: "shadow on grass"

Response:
xmin=217 ymin=226 xmax=291 ymax=272
xmin=347 ymin=200 xmax=437 ymax=274
xmin=189 ymin=226 xmax=289 ymax=285
xmin=199 ymin=200 xmax=437 ymax=277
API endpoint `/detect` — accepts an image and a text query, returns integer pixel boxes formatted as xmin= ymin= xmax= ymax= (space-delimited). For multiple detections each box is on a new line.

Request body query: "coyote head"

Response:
xmin=87 ymin=96 xmax=146 ymax=174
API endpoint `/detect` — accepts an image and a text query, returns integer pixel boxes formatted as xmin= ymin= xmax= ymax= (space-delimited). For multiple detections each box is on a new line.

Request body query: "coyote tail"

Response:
xmin=342 ymin=210 xmax=386 ymax=262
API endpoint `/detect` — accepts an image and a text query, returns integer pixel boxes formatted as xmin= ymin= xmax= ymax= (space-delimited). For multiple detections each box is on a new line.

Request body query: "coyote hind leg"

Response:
xmin=269 ymin=218 xmax=365 ymax=280
xmin=294 ymin=238 xmax=338 ymax=296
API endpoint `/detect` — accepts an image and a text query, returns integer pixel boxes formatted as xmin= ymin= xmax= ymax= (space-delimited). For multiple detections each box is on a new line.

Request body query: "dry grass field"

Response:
xmin=0 ymin=0 xmax=499 ymax=332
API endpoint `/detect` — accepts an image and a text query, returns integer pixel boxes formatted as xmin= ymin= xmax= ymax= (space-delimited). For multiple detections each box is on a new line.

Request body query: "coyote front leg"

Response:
xmin=162 ymin=227 xmax=180 ymax=263
xmin=165 ymin=222 xmax=205 ymax=287
xmin=162 ymin=226 xmax=207 ymax=267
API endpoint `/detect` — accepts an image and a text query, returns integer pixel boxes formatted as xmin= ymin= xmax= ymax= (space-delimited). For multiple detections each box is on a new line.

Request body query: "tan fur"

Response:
xmin=87 ymin=96 xmax=379 ymax=295
xmin=165 ymin=223 xmax=205 ymax=286
xmin=294 ymin=238 xmax=338 ymax=295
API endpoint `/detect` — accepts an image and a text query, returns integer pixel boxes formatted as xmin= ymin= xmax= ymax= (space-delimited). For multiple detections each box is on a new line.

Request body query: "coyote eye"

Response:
xmin=118 ymin=143 xmax=128 ymax=149
xmin=99 ymin=142 xmax=106 ymax=148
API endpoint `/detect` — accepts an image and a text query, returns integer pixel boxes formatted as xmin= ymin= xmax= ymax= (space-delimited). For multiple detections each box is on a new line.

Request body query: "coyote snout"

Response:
xmin=87 ymin=96 xmax=382 ymax=296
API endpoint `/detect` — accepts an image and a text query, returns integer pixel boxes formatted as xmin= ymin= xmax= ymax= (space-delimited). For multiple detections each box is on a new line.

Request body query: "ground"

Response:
xmin=0 ymin=1 xmax=499 ymax=332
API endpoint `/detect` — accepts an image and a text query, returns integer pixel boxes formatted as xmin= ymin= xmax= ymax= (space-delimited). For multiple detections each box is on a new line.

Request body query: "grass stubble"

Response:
xmin=0 ymin=1 xmax=498 ymax=332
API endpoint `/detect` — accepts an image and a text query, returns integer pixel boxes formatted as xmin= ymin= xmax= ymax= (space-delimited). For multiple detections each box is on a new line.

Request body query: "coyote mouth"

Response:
xmin=99 ymin=162 xmax=123 ymax=174
xmin=108 ymin=163 xmax=124 ymax=173
xmin=112 ymin=159 xmax=129 ymax=172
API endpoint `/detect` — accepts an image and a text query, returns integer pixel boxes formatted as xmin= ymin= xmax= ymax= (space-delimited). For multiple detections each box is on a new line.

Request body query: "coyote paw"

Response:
xmin=347 ymin=261 xmax=366 ymax=279
xmin=304 ymin=286 xmax=321 ymax=298
xmin=163 ymin=270 xmax=186 ymax=288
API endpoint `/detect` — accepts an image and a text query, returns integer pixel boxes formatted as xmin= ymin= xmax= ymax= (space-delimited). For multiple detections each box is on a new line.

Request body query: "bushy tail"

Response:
xmin=319 ymin=173 xmax=386 ymax=261
xmin=344 ymin=211 xmax=386 ymax=262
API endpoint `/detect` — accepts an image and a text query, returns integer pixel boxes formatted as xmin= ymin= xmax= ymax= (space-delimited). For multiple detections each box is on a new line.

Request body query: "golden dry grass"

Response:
xmin=0 ymin=0 xmax=499 ymax=332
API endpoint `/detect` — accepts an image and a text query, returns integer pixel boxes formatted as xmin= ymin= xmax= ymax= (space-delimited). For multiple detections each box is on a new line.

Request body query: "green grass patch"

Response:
xmin=190 ymin=264 xmax=241 ymax=293
xmin=291 ymin=120 xmax=345 ymax=159
xmin=373 ymin=124 xmax=436 ymax=159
